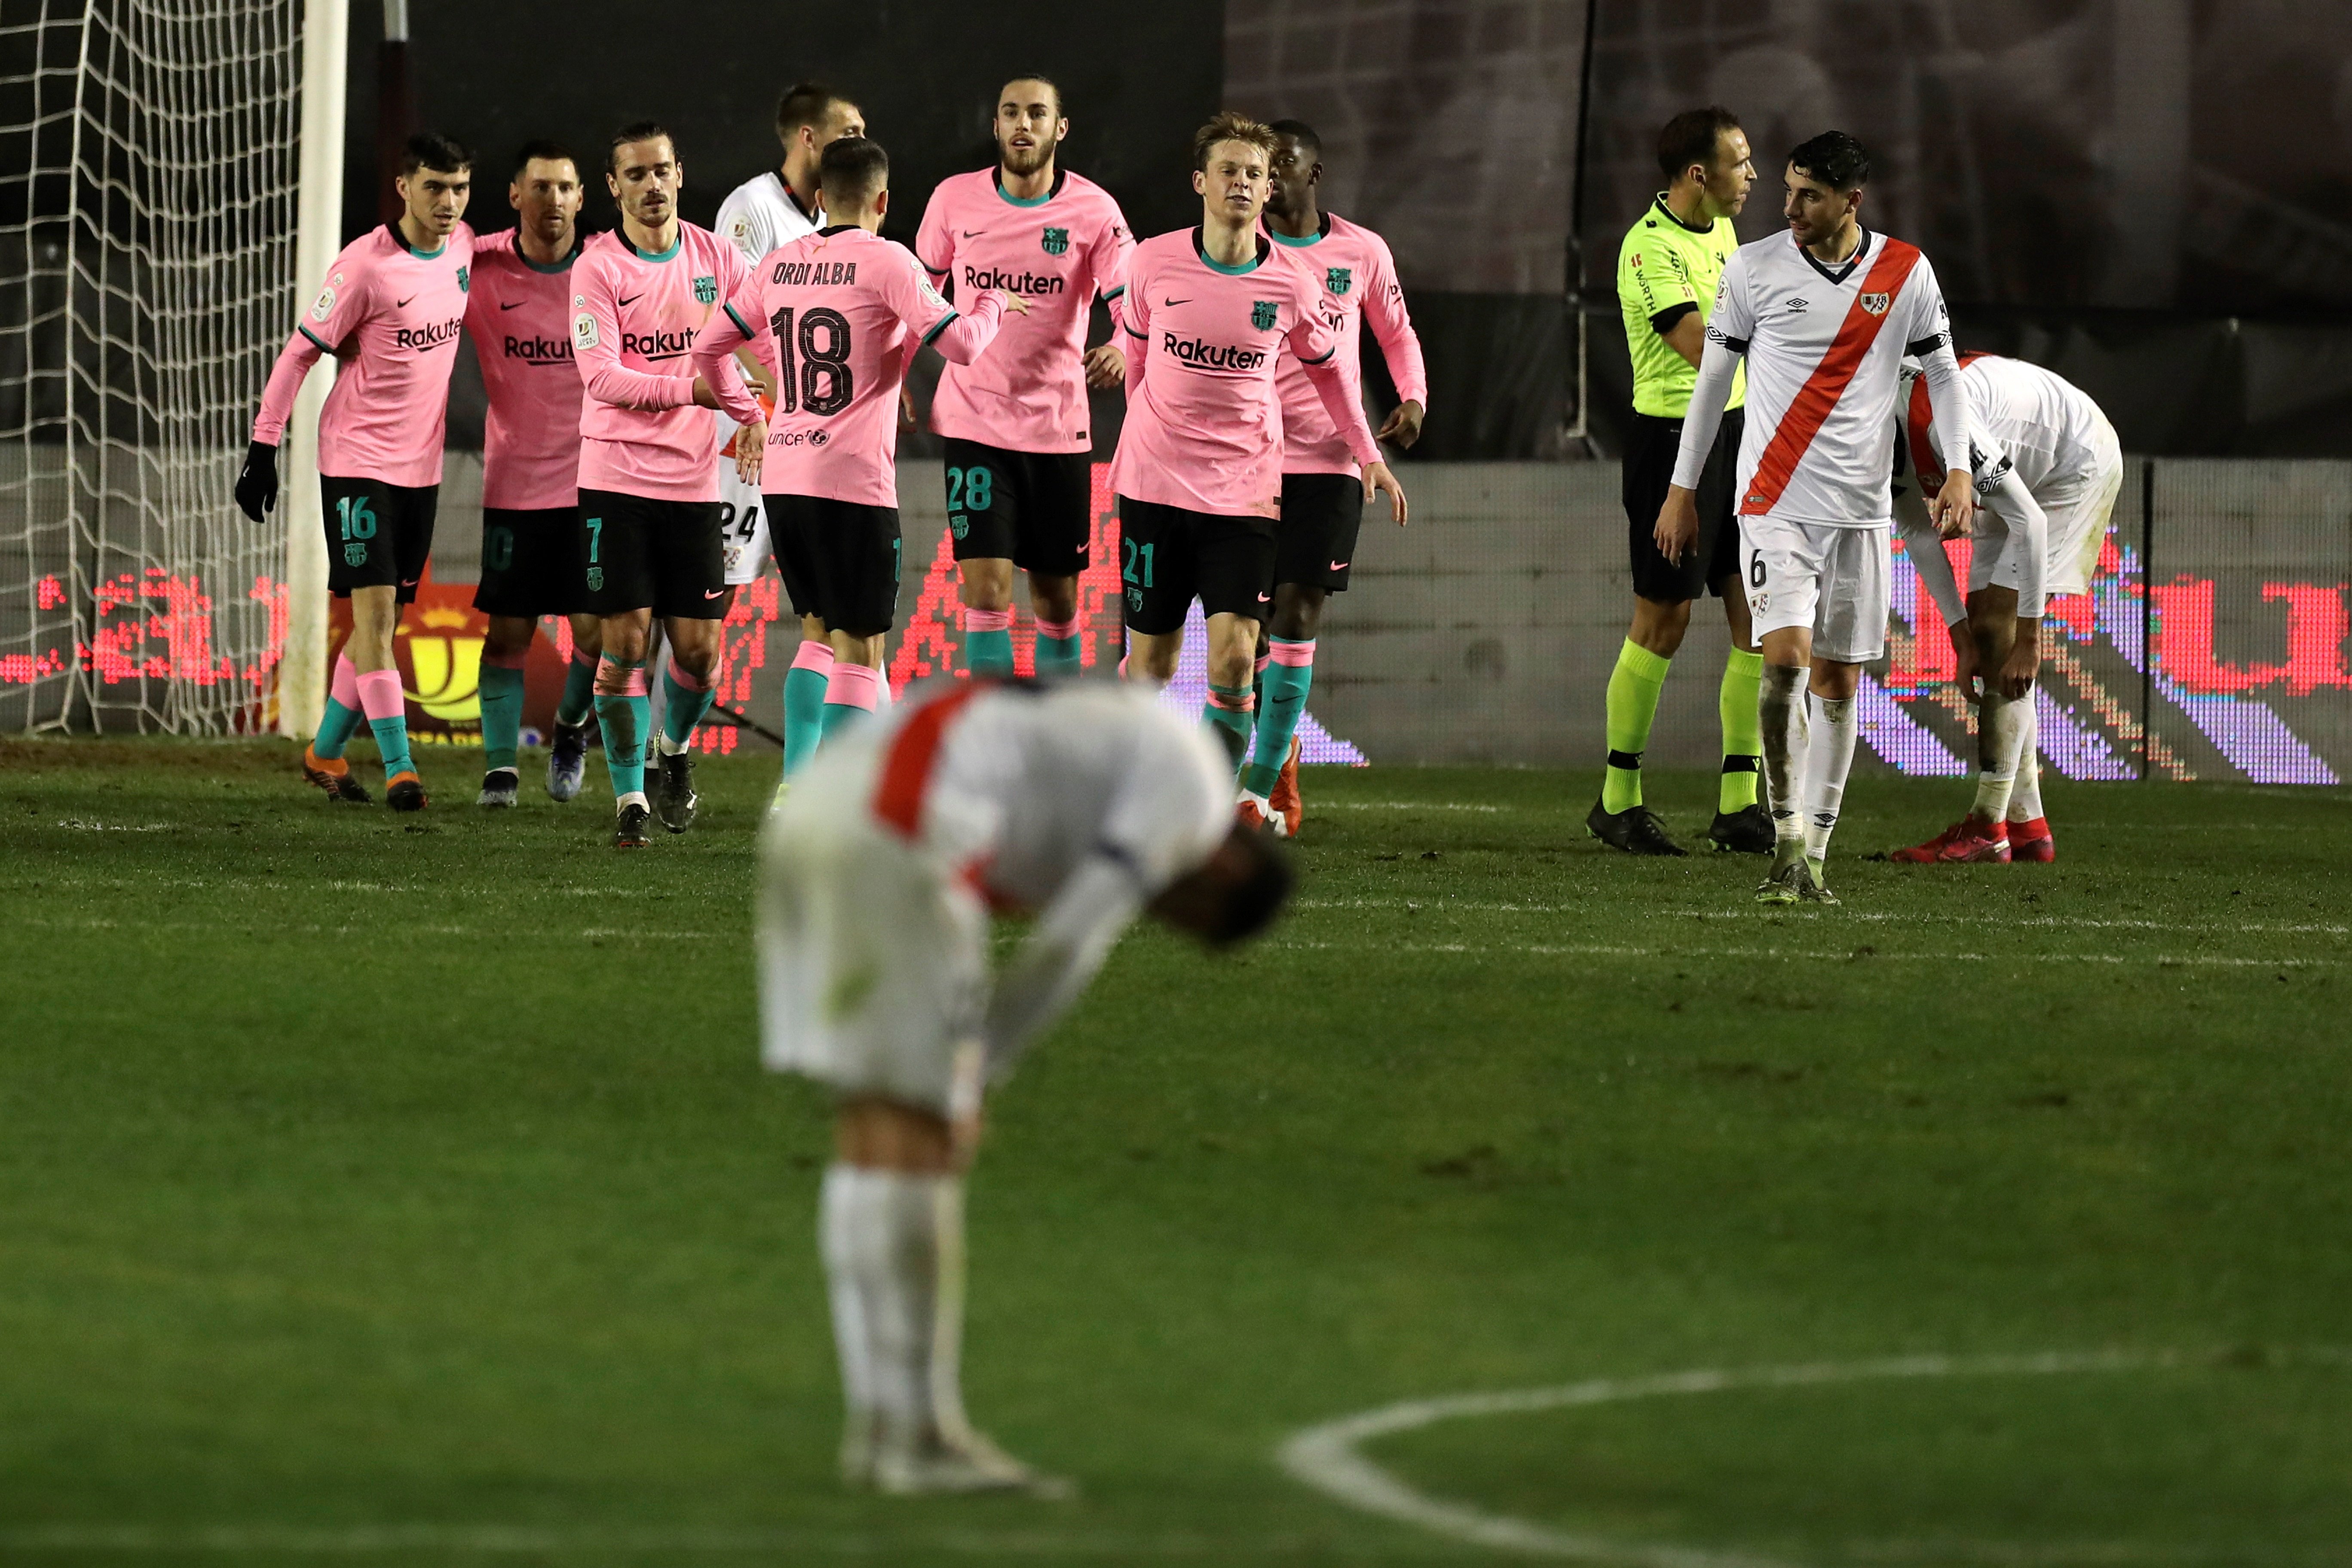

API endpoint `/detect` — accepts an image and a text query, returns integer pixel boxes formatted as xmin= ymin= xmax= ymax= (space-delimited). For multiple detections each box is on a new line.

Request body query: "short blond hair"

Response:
xmin=1192 ymin=111 xmax=1276 ymax=172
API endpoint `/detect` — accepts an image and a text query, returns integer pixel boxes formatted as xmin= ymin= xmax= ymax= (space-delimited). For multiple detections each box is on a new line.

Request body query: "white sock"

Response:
xmin=2007 ymin=696 xmax=2044 ymax=822
xmin=1970 ymin=688 xmax=2028 ymax=823
xmin=819 ymin=1166 xmax=879 ymax=1431
xmin=615 ymin=789 xmax=649 ymax=812
xmin=655 ymin=732 xmax=688 ymax=757
xmin=818 ymin=1164 xmax=959 ymax=1446
xmin=876 ymin=659 xmax=894 ymax=709
xmin=1758 ymin=664 xmax=1809 ymax=844
xmin=1799 ymin=692 xmax=1858 ymax=863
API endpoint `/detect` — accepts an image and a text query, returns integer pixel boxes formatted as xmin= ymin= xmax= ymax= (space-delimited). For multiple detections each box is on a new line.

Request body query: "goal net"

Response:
xmin=1 ymin=0 xmax=304 ymax=734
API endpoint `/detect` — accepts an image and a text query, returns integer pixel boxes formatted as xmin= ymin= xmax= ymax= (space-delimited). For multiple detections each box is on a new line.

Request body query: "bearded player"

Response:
xmin=1656 ymin=132 xmax=1975 ymax=904
xmin=715 ymin=83 xmax=870 ymax=778
xmin=1242 ymin=118 xmax=1427 ymax=836
xmin=462 ymin=140 xmax=606 ymax=807
xmin=914 ymin=74 xmax=1133 ymax=683
xmin=570 ymin=122 xmax=753 ymax=848
xmin=240 ymin=132 xmax=475 ymax=813
xmin=1113 ymin=113 xmax=1406 ymax=784
xmin=762 ymin=678 xmax=1292 ymax=1494
xmin=696 ymin=138 xmax=1023 ymax=748
xmin=1889 ymin=352 xmax=2123 ymax=863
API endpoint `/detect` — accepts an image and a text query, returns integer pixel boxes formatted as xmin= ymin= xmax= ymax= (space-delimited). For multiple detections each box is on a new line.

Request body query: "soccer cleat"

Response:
xmin=871 ymin=1427 xmax=1074 ymax=1500
xmin=1586 ymin=799 xmax=1686 ymax=856
xmin=613 ymin=801 xmax=652 ymax=849
xmin=1237 ymin=792 xmax=1280 ymax=833
xmin=770 ymin=775 xmax=792 ymax=813
xmin=1798 ymin=856 xmax=1841 ymax=906
xmin=1890 ymin=816 xmax=2011 ymax=864
xmin=2009 ymin=816 xmax=2055 ymax=862
xmin=1706 ymin=803 xmax=1774 ymax=854
xmin=545 ymin=720 xmax=591 ymax=802
xmin=385 ymin=772 xmax=428 ymax=813
xmin=1267 ymin=734 xmax=1304 ymax=839
xmin=478 ymin=768 xmax=519 ymax=809
xmin=1755 ymin=841 xmax=1807 ymax=904
xmin=654 ymin=750 xmax=698 ymax=834
xmin=301 ymin=746 xmax=370 ymax=804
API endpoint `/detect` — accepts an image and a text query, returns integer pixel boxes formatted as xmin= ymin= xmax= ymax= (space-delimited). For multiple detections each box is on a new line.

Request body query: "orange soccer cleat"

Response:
xmin=301 ymin=745 xmax=371 ymax=804
xmin=1891 ymin=815 xmax=2011 ymax=864
xmin=2007 ymin=816 xmax=2055 ymax=863
xmin=1266 ymin=735 xmax=1303 ymax=839
xmin=1236 ymin=794 xmax=1280 ymax=833
xmin=384 ymin=770 xmax=429 ymax=813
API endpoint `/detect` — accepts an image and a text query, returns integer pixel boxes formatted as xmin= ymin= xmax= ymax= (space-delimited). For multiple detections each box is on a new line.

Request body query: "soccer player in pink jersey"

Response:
xmin=1111 ymin=113 xmax=1406 ymax=785
xmin=570 ymin=122 xmax=753 ymax=848
xmin=241 ymin=132 xmax=475 ymax=814
xmin=462 ymin=140 xmax=604 ymax=809
xmin=696 ymin=137 xmax=1024 ymax=749
xmin=914 ymin=75 xmax=1133 ymax=681
xmin=1244 ymin=119 xmax=1428 ymax=836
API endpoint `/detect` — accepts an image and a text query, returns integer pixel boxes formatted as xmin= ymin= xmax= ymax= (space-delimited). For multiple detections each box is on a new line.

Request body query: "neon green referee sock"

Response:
xmin=1602 ymin=638 xmax=1672 ymax=813
xmin=1719 ymin=647 xmax=1765 ymax=812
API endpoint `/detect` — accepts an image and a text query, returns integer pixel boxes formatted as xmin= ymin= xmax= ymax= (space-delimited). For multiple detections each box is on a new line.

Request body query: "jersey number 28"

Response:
xmin=766 ymin=306 xmax=853 ymax=416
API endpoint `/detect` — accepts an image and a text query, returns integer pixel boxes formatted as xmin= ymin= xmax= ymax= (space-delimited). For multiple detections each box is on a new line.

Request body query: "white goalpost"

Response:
xmin=0 ymin=0 xmax=343 ymax=736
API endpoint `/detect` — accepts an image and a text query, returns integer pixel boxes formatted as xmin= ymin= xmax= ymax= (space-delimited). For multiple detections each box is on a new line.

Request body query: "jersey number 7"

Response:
xmin=766 ymin=306 xmax=854 ymax=416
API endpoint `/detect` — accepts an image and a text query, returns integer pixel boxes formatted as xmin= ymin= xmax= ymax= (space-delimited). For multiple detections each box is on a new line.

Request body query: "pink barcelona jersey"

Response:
xmin=254 ymin=223 xmax=476 ymax=488
xmin=1263 ymin=211 xmax=1429 ymax=476
xmin=1109 ymin=228 xmax=1378 ymax=519
xmin=462 ymin=228 xmax=585 ymax=510
xmin=915 ymin=166 xmax=1133 ymax=453
xmin=570 ymin=223 xmax=749 ymax=502
xmin=696 ymin=225 xmax=1009 ymax=509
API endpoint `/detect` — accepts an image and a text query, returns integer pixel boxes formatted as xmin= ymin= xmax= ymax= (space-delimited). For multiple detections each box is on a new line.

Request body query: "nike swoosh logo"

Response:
xmin=499 ymin=300 xmax=524 ymax=311
xmin=617 ymin=293 xmax=643 ymax=307
xmin=1257 ymin=592 xmax=1271 ymax=602
xmin=1164 ymin=297 xmax=1189 ymax=306
xmin=400 ymin=579 xmax=420 ymax=588
xmin=1329 ymin=560 xmax=1349 ymax=571
xmin=703 ymin=588 xmax=724 ymax=599
xmin=394 ymin=296 xmax=416 ymax=308
xmin=961 ymin=229 xmax=986 ymax=238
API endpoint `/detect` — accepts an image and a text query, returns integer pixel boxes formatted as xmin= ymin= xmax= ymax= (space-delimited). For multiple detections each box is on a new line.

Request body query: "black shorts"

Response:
xmin=769 ymin=493 xmax=902 ymax=637
xmin=474 ymin=506 xmax=581 ymax=619
xmin=320 ymin=475 xmax=436 ymax=604
xmin=942 ymin=439 xmax=1093 ymax=579
xmin=576 ymin=490 xmax=726 ymax=620
xmin=1623 ymin=405 xmax=1744 ymax=603
xmin=1274 ymin=472 xmax=1366 ymax=592
xmin=1115 ymin=496 xmax=1277 ymax=636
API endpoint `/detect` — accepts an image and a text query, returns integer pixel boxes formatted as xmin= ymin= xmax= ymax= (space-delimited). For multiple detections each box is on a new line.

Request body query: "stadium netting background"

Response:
xmin=1 ymin=0 xmax=297 ymax=735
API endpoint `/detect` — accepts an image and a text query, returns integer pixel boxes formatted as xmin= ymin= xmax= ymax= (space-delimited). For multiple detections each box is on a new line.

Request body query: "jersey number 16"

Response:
xmin=766 ymin=306 xmax=853 ymax=417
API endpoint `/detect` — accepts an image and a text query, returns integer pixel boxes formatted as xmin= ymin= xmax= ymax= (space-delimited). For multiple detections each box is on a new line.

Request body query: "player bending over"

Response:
xmin=570 ymin=122 xmax=753 ymax=848
xmin=462 ymin=141 xmax=605 ymax=807
xmin=1889 ymin=353 xmax=2122 ymax=863
xmin=1657 ymin=131 xmax=1975 ymax=905
xmin=761 ymin=678 xmax=1293 ymax=1494
xmin=915 ymin=74 xmax=1134 ymax=684
xmin=1596 ymin=107 xmax=1766 ymax=857
xmin=241 ymin=133 xmax=475 ymax=812
xmin=697 ymin=138 xmax=1024 ymax=757
xmin=1111 ymin=112 xmax=1405 ymax=797
xmin=1248 ymin=118 xmax=1427 ymax=837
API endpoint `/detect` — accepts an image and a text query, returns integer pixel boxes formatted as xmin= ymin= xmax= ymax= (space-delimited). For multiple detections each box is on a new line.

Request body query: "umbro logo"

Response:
xmin=1788 ymin=298 xmax=1810 ymax=312
xmin=617 ymin=292 xmax=643 ymax=307
xmin=499 ymin=300 xmax=524 ymax=311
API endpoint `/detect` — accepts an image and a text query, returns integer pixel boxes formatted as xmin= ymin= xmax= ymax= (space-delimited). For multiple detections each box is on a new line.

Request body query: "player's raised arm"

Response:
xmin=1287 ymin=302 xmax=1406 ymax=525
xmin=894 ymin=249 xmax=1016 ymax=364
xmin=1363 ymin=236 xmax=1428 ymax=448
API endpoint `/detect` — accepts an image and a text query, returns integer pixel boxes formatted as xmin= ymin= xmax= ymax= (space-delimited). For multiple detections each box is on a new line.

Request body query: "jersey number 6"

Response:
xmin=766 ymin=305 xmax=854 ymax=417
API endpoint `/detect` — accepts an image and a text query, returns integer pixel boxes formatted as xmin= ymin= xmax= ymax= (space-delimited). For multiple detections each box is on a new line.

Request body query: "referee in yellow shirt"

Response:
xmin=1590 ymin=107 xmax=1770 ymax=858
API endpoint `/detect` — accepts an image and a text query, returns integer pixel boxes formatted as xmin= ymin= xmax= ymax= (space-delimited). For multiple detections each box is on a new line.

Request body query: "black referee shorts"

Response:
xmin=1623 ymin=405 xmax=1743 ymax=603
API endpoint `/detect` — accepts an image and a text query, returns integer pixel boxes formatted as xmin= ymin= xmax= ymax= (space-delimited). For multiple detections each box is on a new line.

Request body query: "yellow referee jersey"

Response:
xmin=1617 ymin=195 xmax=1744 ymax=419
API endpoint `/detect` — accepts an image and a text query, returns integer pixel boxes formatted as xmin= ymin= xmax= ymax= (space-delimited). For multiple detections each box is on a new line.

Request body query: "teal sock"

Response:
xmin=479 ymin=662 xmax=525 ymax=773
xmin=1035 ymin=634 xmax=1083 ymax=677
xmin=369 ymin=715 xmax=413 ymax=780
xmin=783 ymin=663 xmax=830 ymax=776
xmin=965 ymin=627 xmax=1014 ymax=677
xmin=819 ymin=699 xmax=871 ymax=741
xmin=556 ymin=651 xmax=596 ymax=727
xmin=313 ymin=696 xmax=361 ymax=761
xmin=1204 ymin=685 xmax=1254 ymax=769
xmin=595 ymin=684 xmax=649 ymax=799
xmin=660 ymin=664 xmax=717 ymax=748
xmin=1242 ymin=640 xmax=1314 ymax=796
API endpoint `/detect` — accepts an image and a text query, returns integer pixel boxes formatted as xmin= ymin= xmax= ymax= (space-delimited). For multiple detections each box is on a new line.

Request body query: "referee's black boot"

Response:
xmin=1707 ymin=802 xmax=1775 ymax=854
xmin=1586 ymin=798 xmax=1687 ymax=856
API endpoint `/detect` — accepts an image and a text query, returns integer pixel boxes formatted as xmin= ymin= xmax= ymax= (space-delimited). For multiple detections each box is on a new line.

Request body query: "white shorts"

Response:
xmin=757 ymin=746 xmax=987 ymax=1116
xmin=1740 ymin=515 xmax=1891 ymax=663
xmin=719 ymin=456 xmax=771 ymax=588
xmin=2037 ymin=422 xmax=2124 ymax=599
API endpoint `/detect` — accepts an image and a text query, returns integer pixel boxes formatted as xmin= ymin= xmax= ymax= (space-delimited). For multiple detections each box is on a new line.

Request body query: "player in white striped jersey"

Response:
xmin=1889 ymin=352 xmax=2123 ymax=864
xmin=1656 ymin=131 xmax=1976 ymax=905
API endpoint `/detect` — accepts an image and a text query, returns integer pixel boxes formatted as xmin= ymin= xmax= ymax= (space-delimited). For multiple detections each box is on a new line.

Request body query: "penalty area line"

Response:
xmin=1268 ymin=939 xmax=2341 ymax=969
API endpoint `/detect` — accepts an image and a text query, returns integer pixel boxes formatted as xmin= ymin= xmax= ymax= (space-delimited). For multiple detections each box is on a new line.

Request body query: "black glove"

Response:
xmin=235 ymin=440 xmax=279 ymax=522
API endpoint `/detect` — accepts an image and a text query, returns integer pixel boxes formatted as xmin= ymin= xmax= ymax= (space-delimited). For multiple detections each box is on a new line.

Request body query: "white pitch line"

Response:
xmin=1291 ymin=900 xmax=2349 ymax=937
xmin=1269 ymin=939 xmax=2337 ymax=969
xmin=1321 ymin=801 xmax=1508 ymax=813
xmin=0 ymin=1525 xmax=1455 ymax=1558
xmin=1278 ymin=1348 xmax=2348 ymax=1565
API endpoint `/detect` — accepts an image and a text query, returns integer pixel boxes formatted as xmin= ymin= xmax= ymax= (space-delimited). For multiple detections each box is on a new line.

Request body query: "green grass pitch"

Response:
xmin=3 ymin=737 xmax=2349 ymax=1565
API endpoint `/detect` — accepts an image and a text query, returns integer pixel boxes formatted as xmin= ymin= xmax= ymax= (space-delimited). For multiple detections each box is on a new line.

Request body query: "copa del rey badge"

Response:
xmin=1860 ymin=291 xmax=1891 ymax=316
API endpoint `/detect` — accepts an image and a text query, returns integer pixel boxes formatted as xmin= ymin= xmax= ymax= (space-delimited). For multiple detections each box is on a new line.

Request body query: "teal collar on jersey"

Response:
xmin=520 ymin=238 xmax=578 ymax=274
xmin=1651 ymin=193 xmax=1715 ymax=235
xmin=993 ymin=166 xmax=1066 ymax=207
xmin=1192 ymin=227 xmax=1270 ymax=275
xmin=1266 ymin=210 xmax=1331 ymax=248
xmin=631 ymin=232 xmax=683 ymax=263
xmin=394 ymin=224 xmax=447 ymax=260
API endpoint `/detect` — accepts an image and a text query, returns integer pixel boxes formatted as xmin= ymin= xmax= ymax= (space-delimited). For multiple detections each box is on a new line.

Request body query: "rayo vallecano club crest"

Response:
xmin=1859 ymin=291 xmax=1891 ymax=316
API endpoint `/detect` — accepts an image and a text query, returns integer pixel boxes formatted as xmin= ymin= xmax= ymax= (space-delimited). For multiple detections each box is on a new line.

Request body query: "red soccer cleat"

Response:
xmin=1890 ymin=815 xmax=2011 ymax=864
xmin=2008 ymin=816 xmax=2055 ymax=862
xmin=1236 ymin=794 xmax=1280 ymax=833
xmin=1266 ymin=734 xmax=1303 ymax=839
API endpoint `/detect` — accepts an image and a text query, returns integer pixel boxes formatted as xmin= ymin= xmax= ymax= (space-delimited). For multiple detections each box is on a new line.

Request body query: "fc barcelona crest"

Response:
xmin=1325 ymin=266 xmax=1352 ymax=295
xmin=1859 ymin=291 xmax=1890 ymax=316
xmin=694 ymin=274 xmax=718 ymax=305
xmin=456 ymin=264 xmax=470 ymax=294
xmin=1251 ymin=299 xmax=1277 ymax=330
xmin=1041 ymin=227 xmax=1069 ymax=256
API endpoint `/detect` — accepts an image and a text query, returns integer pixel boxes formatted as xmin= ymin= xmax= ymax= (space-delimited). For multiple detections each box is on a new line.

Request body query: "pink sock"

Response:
xmin=330 ymin=652 xmax=362 ymax=708
xmin=596 ymin=652 xmax=649 ymax=696
xmin=825 ymin=662 xmax=880 ymax=710
xmin=962 ymin=606 xmax=1014 ymax=632
xmin=1269 ymin=638 xmax=1318 ymax=667
xmin=665 ymin=654 xmax=712 ymax=692
xmin=791 ymin=639 xmax=835 ymax=675
xmin=1036 ymin=615 xmax=1080 ymax=640
xmin=355 ymin=668 xmax=405 ymax=721
xmin=1255 ymin=650 xmax=1271 ymax=677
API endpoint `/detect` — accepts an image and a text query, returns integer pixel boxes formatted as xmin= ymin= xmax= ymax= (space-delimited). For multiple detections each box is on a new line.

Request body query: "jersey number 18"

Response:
xmin=766 ymin=306 xmax=853 ymax=416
